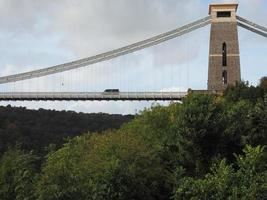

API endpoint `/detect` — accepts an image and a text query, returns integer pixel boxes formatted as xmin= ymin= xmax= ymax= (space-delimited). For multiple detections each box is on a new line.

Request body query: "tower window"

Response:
xmin=222 ymin=42 xmax=227 ymax=66
xmin=217 ymin=11 xmax=231 ymax=18
xmin=222 ymin=70 xmax=227 ymax=85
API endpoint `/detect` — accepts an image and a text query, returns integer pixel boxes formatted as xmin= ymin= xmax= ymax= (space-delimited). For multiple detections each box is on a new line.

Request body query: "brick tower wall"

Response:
xmin=208 ymin=5 xmax=241 ymax=90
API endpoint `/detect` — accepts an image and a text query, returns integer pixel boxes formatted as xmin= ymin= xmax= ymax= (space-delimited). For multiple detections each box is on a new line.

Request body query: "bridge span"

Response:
xmin=0 ymin=92 xmax=187 ymax=101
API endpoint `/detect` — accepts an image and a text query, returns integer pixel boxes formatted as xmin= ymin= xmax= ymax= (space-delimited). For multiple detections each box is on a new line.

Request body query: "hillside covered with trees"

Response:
xmin=0 ymin=107 xmax=133 ymax=157
xmin=0 ymin=77 xmax=267 ymax=199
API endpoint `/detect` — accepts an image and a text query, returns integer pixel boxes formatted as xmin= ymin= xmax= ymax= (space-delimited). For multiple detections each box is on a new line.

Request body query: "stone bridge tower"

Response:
xmin=208 ymin=4 xmax=241 ymax=90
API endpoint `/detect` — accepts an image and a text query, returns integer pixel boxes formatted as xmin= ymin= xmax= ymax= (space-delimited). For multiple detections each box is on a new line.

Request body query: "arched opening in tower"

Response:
xmin=222 ymin=70 xmax=227 ymax=85
xmin=222 ymin=42 xmax=227 ymax=66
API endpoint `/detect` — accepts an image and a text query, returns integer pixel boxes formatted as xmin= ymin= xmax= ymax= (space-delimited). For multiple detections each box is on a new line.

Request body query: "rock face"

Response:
xmin=208 ymin=4 xmax=241 ymax=90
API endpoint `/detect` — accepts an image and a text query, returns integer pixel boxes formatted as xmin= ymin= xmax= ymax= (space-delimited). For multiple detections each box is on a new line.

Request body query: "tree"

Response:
xmin=171 ymin=94 xmax=225 ymax=175
xmin=173 ymin=145 xmax=267 ymax=200
xmin=36 ymin=132 xmax=172 ymax=200
xmin=0 ymin=105 xmax=133 ymax=157
xmin=244 ymin=96 xmax=267 ymax=147
xmin=224 ymin=81 xmax=264 ymax=103
xmin=259 ymin=76 xmax=267 ymax=91
xmin=0 ymin=147 xmax=38 ymax=200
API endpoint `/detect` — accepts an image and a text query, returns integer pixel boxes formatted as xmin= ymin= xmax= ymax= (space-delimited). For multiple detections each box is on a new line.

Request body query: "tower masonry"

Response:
xmin=208 ymin=4 xmax=241 ymax=90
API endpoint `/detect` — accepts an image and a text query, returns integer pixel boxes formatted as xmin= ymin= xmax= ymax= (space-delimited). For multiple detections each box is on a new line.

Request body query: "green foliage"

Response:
xmin=122 ymin=89 xmax=267 ymax=177
xmin=0 ymin=147 xmax=38 ymax=200
xmin=174 ymin=145 xmax=267 ymax=200
xmin=36 ymin=132 xmax=172 ymax=200
xmin=259 ymin=76 xmax=267 ymax=91
xmin=171 ymin=94 xmax=224 ymax=175
xmin=123 ymin=95 xmax=227 ymax=175
xmin=0 ymin=105 xmax=133 ymax=157
xmin=35 ymin=135 xmax=93 ymax=200
xmin=224 ymin=81 xmax=264 ymax=102
xmin=245 ymin=96 xmax=267 ymax=146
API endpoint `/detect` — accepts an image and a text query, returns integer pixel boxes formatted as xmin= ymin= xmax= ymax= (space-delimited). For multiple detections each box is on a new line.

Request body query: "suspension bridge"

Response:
xmin=0 ymin=3 xmax=266 ymax=101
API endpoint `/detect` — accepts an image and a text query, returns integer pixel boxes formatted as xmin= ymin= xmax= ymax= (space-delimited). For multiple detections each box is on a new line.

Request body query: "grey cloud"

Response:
xmin=0 ymin=0 xmax=55 ymax=34
xmin=46 ymin=0 xmax=205 ymax=56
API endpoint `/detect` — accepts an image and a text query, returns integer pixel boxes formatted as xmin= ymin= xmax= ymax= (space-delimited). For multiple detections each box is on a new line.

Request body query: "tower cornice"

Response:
xmin=209 ymin=3 xmax=238 ymax=14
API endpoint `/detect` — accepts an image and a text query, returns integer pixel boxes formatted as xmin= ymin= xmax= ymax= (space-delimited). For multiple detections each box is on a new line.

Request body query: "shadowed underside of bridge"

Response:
xmin=0 ymin=8 xmax=266 ymax=101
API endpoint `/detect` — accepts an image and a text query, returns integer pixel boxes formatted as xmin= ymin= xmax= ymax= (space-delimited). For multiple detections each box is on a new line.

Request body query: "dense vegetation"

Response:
xmin=0 ymin=77 xmax=267 ymax=199
xmin=0 ymin=106 xmax=133 ymax=156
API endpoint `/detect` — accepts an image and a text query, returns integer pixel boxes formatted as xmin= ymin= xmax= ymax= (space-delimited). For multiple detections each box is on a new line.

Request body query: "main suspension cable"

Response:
xmin=237 ymin=16 xmax=267 ymax=33
xmin=0 ymin=16 xmax=211 ymax=84
xmin=237 ymin=22 xmax=267 ymax=38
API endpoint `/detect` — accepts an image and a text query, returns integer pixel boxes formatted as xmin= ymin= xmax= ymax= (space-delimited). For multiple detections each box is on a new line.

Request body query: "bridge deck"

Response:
xmin=0 ymin=92 xmax=187 ymax=101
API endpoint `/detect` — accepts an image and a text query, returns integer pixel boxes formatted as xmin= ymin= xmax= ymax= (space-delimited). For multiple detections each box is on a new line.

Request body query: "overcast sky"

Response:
xmin=0 ymin=0 xmax=266 ymax=114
